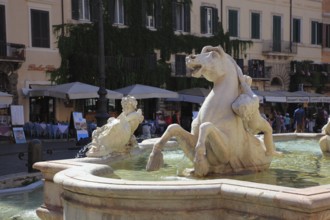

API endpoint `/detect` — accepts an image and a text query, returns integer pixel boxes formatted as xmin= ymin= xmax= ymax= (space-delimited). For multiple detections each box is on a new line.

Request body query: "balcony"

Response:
xmin=0 ymin=42 xmax=25 ymax=62
xmin=262 ymin=40 xmax=297 ymax=56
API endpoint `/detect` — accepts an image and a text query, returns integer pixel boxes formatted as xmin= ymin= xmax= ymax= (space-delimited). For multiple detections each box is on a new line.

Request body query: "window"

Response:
xmin=292 ymin=18 xmax=301 ymax=43
xmin=228 ymin=9 xmax=238 ymax=37
xmin=200 ymin=6 xmax=218 ymax=35
xmin=109 ymin=0 xmax=125 ymax=25
xmin=72 ymin=0 xmax=90 ymax=21
xmin=251 ymin=12 xmax=260 ymax=39
xmin=146 ymin=3 xmax=155 ymax=28
xmin=31 ymin=9 xmax=50 ymax=48
xmin=311 ymin=21 xmax=322 ymax=45
xmin=172 ymin=1 xmax=190 ymax=32
xmin=248 ymin=59 xmax=265 ymax=78
xmin=175 ymin=55 xmax=186 ymax=76
xmin=273 ymin=15 xmax=281 ymax=52
xmin=114 ymin=0 xmax=124 ymax=24
xmin=325 ymin=24 xmax=330 ymax=48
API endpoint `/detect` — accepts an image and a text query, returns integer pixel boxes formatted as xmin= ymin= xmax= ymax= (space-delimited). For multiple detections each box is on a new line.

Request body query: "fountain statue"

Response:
xmin=146 ymin=45 xmax=279 ymax=177
xmin=86 ymin=95 xmax=144 ymax=157
xmin=319 ymin=119 xmax=330 ymax=156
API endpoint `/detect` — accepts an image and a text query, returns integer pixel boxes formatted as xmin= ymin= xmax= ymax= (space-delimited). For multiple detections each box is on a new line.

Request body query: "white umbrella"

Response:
xmin=46 ymin=82 xmax=123 ymax=100
xmin=0 ymin=91 xmax=13 ymax=105
xmin=115 ymin=84 xmax=178 ymax=99
xmin=167 ymin=87 xmax=210 ymax=104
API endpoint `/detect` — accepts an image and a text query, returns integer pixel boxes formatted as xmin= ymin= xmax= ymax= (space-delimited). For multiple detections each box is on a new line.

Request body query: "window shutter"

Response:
xmin=141 ymin=0 xmax=146 ymax=27
xmin=229 ymin=10 xmax=238 ymax=37
xmin=318 ymin=22 xmax=323 ymax=45
xmin=248 ymin=60 xmax=253 ymax=76
xmin=108 ymin=0 xmax=115 ymax=24
xmin=0 ymin=5 xmax=6 ymax=56
xmin=183 ymin=2 xmax=190 ymax=32
xmin=212 ymin=7 xmax=218 ymax=34
xmin=71 ymin=0 xmax=79 ymax=20
xmin=235 ymin=59 xmax=244 ymax=72
xmin=155 ymin=0 xmax=162 ymax=29
xmin=200 ymin=7 xmax=206 ymax=34
xmin=90 ymin=0 xmax=98 ymax=22
xmin=172 ymin=0 xmax=176 ymax=31
xmin=175 ymin=55 xmax=186 ymax=76
xmin=123 ymin=1 xmax=129 ymax=25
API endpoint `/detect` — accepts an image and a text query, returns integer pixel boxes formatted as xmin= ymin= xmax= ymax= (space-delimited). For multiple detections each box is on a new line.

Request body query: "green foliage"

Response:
xmin=49 ymin=1 xmax=252 ymax=91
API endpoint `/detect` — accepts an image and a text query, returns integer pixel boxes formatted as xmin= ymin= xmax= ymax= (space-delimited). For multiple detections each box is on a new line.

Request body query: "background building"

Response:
xmin=0 ymin=0 xmax=328 ymax=124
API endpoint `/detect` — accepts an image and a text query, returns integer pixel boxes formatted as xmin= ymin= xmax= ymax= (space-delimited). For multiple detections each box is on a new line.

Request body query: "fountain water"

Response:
xmin=34 ymin=46 xmax=330 ymax=219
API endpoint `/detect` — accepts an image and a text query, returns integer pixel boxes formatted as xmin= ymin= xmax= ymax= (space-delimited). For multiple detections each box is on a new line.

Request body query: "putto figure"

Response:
xmin=146 ymin=45 xmax=276 ymax=177
xmin=86 ymin=95 xmax=144 ymax=157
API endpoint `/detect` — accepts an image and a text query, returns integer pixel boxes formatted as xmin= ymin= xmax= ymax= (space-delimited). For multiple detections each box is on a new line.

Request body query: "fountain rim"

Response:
xmin=47 ymin=133 xmax=327 ymax=191
xmin=32 ymin=132 xmax=330 ymax=214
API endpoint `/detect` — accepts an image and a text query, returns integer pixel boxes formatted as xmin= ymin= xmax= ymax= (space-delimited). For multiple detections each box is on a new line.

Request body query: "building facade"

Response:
xmin=0 ymin=0 xmax=328 ymax=124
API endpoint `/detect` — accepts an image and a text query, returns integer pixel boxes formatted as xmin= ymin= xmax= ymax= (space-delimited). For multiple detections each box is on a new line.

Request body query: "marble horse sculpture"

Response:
xmin=319 ymin=119 xmax=330 ymax=156
xmin=86 ymin=95 xmax=144 ymax=157
xmin=146 ymin=45 xmax=278 ymax=177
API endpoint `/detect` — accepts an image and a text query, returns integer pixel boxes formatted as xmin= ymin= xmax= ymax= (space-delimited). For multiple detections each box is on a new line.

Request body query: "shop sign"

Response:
xmin=286 ymin=96 xmax=309 ymax=103
xmin=28 ymin=64 xmax=56 ymax=72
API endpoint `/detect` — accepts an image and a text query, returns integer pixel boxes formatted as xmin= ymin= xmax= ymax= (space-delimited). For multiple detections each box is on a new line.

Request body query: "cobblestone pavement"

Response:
xmin=0 ymin=138 xmax=80 ymax=177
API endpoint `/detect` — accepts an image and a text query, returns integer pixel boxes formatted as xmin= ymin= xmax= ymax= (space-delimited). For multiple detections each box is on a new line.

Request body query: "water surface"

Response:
xmin=110 ymin=139 xmax=330 ymax=188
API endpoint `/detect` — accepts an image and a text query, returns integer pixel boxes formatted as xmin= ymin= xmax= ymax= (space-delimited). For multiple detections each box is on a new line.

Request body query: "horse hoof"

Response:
xmin=194 ymin=156 xmax=209 ymax=176
xmin=146 ymin=150 xmax=164 ymax=171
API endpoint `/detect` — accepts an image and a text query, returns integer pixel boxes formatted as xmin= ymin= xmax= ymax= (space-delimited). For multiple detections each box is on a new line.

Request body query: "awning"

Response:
xmin=253 ymin=90 xmax=330 ymax=103
xmin=0 ymin=91 xmax=13 ymax=105
xmin=166 ymin=87 xmax=210 ymax=104
xmin=22 ymin=82 xmax=123 ymax=100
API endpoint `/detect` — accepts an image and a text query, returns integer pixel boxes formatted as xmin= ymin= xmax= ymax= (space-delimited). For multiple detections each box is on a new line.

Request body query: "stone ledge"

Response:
xmin=0 ymin=172 xmax=42 ymax=190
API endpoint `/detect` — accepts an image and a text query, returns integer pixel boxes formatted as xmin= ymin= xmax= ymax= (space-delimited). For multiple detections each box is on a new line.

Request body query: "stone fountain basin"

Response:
xmin=34 ymin=133 xmax=330 ymax=220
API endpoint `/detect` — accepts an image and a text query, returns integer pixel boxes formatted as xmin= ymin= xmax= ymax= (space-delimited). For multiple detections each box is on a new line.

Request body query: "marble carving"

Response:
xmin=146 ymin=45 xmax=277 ymax=176
xmin=86 ymin=95 xmax=144 ymax=157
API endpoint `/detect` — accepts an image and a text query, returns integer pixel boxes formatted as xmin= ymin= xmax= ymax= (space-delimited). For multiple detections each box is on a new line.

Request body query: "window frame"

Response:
xmin=311 ymin=20 xmax=322 ymax=45
xmin=146 ymin=3 xmax=155 ymax=29
xmin=71 ymin=0 xmax=90 ymax=21
xmin=173 ymin=1 xmax=190 ymax=33
xmin=114 ymin=0 xmax=124 ymax=25
xmin=30 ymin=8 xmax=50 ymax=49
xmin=200 ymin=6 xmax=218 ymax=35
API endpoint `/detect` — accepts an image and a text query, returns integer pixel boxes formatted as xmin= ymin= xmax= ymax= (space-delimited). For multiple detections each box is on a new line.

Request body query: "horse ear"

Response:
xmin=210 ymin=46 xmax=225 ymax=58
xmin=216 ymin=45 xmax=226 ymax=56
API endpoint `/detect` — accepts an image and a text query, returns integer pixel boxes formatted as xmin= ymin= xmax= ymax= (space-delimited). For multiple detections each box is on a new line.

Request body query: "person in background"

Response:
xmin=155 ymin=111 xmax=166 ymax=135
xmin=284 ymin=113 xmax=291 ymax=132
xmin=172 ymin=110 xmax=181 ymax=125
xmin=293 ymin=104 xmax=305 ymax=133
xmin=274 ymin=111 xmax=282 ymax=133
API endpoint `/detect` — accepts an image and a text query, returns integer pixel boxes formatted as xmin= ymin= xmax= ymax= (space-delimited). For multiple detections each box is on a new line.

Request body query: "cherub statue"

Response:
xmin=230 ymin=59 xmax=281 ymax=156
xmin=86 ymin=96 xmax=144 ymax=157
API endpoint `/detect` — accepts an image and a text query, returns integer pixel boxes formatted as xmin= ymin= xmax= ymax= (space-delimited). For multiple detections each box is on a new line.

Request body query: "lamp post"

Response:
xmin=95 ymin=0 xmax=109 ymax=127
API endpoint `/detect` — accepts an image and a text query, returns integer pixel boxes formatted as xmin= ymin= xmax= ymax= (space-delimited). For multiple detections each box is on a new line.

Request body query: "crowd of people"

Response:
xmin=137 ymin=104 xmax=329 ymax=140
xmin=264 ymin=104 xmax=329 ymax=133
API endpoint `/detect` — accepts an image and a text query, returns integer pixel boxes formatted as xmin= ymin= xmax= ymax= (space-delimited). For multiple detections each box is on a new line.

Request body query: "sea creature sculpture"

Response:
xmin=86 ymin=96 xmax=144 ymax=157
xmin=319 ymin=119 xmax=330 ymax=156
xmin=146 ymin=45 xmax=276 ymax=177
